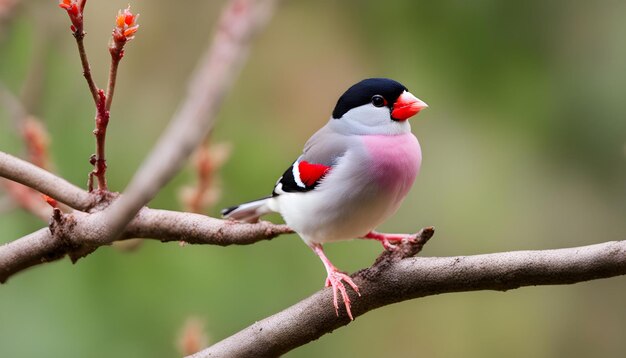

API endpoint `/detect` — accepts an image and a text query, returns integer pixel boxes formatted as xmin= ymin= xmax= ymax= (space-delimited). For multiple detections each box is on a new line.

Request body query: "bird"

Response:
xmin=222 ymin=78 xmax=428 ymax=320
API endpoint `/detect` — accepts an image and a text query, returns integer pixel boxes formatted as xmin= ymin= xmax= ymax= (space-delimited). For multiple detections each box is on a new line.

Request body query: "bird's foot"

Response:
xmin=325 ymin=269 xmax=360 ymax=320
xmin=310 ymin=244 xmax=360 ymax=320
xmin=363 ymin=231 xmax=416 ymax=251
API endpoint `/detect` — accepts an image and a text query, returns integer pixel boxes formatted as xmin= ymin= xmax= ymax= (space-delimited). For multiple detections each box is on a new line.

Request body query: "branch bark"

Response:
xmin=0 ymin=151 xmax=94 ymax=211
xmin=74 ymin=29 xmax=100 ymax=106
xmin=125 ymin=208 xmax=292 ymax=245
xmin=0 ymin=0 xmax=278 ymax=284
xmin=0 ymin=207 xmax=292 ymax=283
xmin=0 ymin=228 xmax=57 ymax=282
xmin=190 ymin=239 xmax=626 ymax=358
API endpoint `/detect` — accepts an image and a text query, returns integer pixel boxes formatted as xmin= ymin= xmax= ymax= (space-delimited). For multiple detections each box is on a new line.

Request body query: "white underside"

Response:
xmin=267 ymin=146 xmax=408 ymax=245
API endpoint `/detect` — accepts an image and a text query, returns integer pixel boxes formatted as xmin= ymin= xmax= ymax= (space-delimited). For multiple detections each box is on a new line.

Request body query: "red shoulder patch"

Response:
xmin=298 ymin=161 xmax=331 ymax=187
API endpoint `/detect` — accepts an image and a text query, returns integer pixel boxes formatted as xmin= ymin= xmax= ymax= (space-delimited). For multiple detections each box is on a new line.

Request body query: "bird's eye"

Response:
xmin=371 ymin=95 xmax=386 ymax=107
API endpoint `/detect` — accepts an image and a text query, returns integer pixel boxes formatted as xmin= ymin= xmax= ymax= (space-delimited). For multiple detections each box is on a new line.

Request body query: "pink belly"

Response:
xmin=280 ymin=133 xmax=422 ymax=244
xmin=363 ymin=133 xmax=421 ymax=200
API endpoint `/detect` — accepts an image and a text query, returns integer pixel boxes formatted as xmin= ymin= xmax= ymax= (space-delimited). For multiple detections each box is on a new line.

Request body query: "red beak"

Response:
xmin=391 ymin=91 xmax=428 ymax=121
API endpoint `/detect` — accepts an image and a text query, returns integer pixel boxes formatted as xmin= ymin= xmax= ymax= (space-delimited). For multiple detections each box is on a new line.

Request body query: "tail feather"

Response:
xmin=221 ymin=197 xmax=273 ymax=223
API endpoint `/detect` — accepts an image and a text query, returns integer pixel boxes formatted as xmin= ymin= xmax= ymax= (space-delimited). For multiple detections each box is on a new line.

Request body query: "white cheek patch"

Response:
xmin=332 ymin=103 xmax=410 ymax=136
xmin=342 ymin=104 xmax=390 ymax=128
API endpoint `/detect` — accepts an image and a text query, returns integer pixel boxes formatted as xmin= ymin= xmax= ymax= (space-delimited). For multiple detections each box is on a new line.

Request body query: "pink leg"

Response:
xmin=310 ymin=244 xmax=360 ymax=320
xmin=362 ymin=231 xmax=417 ymax=250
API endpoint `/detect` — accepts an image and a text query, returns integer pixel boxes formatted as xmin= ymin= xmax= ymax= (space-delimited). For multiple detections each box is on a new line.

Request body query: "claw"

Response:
xmin=325 ymin=270 xmax=359 ymax=320
xmin=311 ymin=244 xmax=360 ymax=320
xmin=364 ymin=231 xmax=417 ymax=251
xmin=381 ymin=239 xmax=397 ymax=250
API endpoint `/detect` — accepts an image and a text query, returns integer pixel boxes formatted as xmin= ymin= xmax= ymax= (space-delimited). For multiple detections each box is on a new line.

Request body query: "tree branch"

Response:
xmin=0 ymin=0 xmax=282 ymax=283
xmin=0 ymin=207 xmax=292 ymax=283
xmin=0 ymin=228 xmax=56 ymax=282
xmin=125 ymin=208 xmax=292 ymax=245
xmin=99 ymin=0 xmax=276 ymax=243
xmin=190 ymin=238 xmax=626 ymax=358
xmin=0 ymin=0 xmax=278 ymax=282
xmin=0 ymin=151 xmax=94 ymax=211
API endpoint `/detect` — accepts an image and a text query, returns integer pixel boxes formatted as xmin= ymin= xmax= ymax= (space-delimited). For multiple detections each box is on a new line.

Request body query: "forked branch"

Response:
xmin=0 ymin=0 xmax=277 ymax=282
xmin=60 ymin=1 xmax=140 ymax=192
xmin=98 ymin=0 xmax=276 ymax=243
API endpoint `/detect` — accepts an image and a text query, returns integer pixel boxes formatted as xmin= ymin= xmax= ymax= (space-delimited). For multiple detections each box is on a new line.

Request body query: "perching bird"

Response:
xmin=222 ymin=78 xmax=427 ymax=320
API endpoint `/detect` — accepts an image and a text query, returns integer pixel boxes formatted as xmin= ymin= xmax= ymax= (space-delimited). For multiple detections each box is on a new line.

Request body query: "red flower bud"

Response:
xmin=59 ymin=0 xmax=83 ymax=34
xmin=113 ymin=6 xmax=139 ymax=43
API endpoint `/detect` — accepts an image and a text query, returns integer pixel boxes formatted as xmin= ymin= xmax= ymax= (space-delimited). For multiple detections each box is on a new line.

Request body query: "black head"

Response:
xmin=332 ymin=78 xmax=408 ymax=119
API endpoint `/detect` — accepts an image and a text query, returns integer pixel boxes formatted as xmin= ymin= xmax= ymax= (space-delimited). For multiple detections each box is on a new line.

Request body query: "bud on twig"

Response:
xmin=110 ymin=6 xmax=139 ymax=59
xmin=58 ymin=0 xmax=83 ymax=35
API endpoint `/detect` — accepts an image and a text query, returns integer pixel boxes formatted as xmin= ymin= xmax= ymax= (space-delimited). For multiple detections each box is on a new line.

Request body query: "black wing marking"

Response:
xmin=272 ymin=158 xmax=331 ymax=196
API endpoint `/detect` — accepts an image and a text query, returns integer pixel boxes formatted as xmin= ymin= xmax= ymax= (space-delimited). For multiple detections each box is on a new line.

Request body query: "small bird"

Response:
xmin=222 ymin=78 xmax=427 ymax=320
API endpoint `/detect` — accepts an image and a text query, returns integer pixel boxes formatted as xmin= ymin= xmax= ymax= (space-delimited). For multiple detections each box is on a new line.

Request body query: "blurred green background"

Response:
xmin=1 ymin=0 xmax=625 ymax=357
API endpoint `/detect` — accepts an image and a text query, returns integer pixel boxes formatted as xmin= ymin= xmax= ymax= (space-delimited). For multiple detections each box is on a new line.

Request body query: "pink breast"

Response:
xmin=363 ymin=133 xmax=421 ymax=198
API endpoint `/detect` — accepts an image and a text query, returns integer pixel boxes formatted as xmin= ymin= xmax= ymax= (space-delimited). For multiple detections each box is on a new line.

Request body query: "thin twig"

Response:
xmin=87 ymin=90 xmax=109 ymax=192
xmin=99 ymin=0 xmax=276 ymax=242
xmin=60 ymin=1 xmax=117 ymax=192
xmin=104 ymin=57 xmax=119 ymax=112
xmin=74 ymin=32 xmax=99 ymax=106
xmin=92 ymin=5 xmax=140 ymax=190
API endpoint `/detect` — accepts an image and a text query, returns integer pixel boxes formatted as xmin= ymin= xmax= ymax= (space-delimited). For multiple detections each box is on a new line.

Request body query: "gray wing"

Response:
xmin=302 ymin=122 xmax=354 ymax=165
xmin=272 ymin=121 xmax=357 ymax=195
